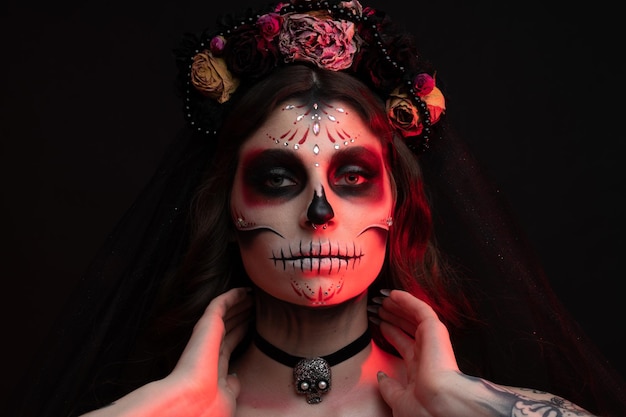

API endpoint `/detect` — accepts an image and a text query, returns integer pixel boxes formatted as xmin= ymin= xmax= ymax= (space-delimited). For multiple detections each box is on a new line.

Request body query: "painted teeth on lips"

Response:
xmin=269 ymin=241 xmax=365 ymax=272
xmin=273 ymin=256 xmax=362 ymax=273
xmin=272 ymin=241 xmax=363 ymax=260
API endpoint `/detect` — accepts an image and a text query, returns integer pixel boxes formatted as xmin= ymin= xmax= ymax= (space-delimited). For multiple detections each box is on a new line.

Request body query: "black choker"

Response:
xmin=253 ymin=328 xmax=372 ymax=404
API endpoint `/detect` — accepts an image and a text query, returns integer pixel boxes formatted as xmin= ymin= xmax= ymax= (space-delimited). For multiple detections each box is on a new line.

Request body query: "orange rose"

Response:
xmin=422 ymin=86 xmax=445 ymax=124
xmin=190 ymin=50 xmax=240 ymax=103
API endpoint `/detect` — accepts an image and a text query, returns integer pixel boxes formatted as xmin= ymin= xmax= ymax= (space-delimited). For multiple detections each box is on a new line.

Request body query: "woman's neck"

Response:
xmin=232 ymin=289 xmax=403 ymax=417
xmin=253 ymin=289 xmax=370 ymax=358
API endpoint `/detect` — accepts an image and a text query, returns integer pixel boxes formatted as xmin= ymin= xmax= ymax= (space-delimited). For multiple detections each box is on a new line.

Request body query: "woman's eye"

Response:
xmin=333 ymin=163 xmax=373 ymax=186
xmin=331 ymin=163 xmax=378 ymax=196
xmin=265 ymin=173 xmax=296 ymax=188
xmin=242 ymin=150 xmax=305 ymax=197
xmin=255 ymin=167 xmax=301 ymax=197
xmin=336 ymin=171 xmax=366 ymax=186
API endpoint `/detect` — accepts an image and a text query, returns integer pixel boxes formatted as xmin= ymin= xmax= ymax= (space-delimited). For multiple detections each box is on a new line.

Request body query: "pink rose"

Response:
xmin=209 ymin=35 xmax=226 ymax=55
xmin=190 ymin=50 xmax=240 ymax=103
xmin=413 ymin=73 xmax=435 ymax=97
xmin=256 ymin=13 xmax=283 ymax=40
xmin=278 ymin=13 xmax=358 ymax=71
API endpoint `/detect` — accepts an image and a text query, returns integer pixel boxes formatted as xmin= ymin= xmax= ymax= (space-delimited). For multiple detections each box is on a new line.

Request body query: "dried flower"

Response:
xmin=224 ymin=24 xmax=280 ymax=78
xmin=413 ymin=73 xmax=435 ymax=96
xmin=191 ymin=50 xmax=240 ymax=103
xmin=339 ymin=0 xmax=363 ymax=15
xmin=423 ymin=86 xmax=445 ymax=124
xmin=256 ymin=13 xmax=283 ymax=40
xmin=279 ymin=13 xmax=359 ymax=71
xmin=386 ymin=89 xmax=423 ymax=137
xmin=386 ymin=85 xmax=446 ymax=137
xmin=181 ymin=0 xmax=446 ymax=151
xmin=209 ymin=36 xmax=226 ymax=55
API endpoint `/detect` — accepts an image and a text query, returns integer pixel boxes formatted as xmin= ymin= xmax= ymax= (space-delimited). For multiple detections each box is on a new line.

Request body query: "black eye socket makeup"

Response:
xmin=243 ymin=149 xmax=307 ymax=198
xmin=329 ymin=147 xmax=383 ymax=197
xmin=241 ymin=145 xmax=385 ymax=200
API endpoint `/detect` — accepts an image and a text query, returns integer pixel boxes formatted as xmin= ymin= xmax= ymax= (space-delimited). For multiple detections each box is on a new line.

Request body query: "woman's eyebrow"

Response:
xmin=240 ymin=145 xmax=381 ymax=170
xmin=241 ymin=148 xmax=305 ymax=170
xmin=330 ymin=145 xmax=381 ymax=166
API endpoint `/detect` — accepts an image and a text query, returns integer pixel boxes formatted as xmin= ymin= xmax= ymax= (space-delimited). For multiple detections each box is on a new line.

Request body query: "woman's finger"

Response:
xmin=378 ymin=320 xmax=417 ymax=361
xmin=223 ymin=292 xmax=254 ymax=334
xmin=175 ymin=287 xmax=252 ymax=380
xmin=222 ymin=289 xmax=254 ymax=327
xmin=219 ymin=313 xmax=253 ymax=378
xmin=386 ymin=290 xmax=438 ymax=323
xmin=385 ymin=290 xmax=459 ymax=371
xmin=374 ymin=299 xmax=417 ymax=337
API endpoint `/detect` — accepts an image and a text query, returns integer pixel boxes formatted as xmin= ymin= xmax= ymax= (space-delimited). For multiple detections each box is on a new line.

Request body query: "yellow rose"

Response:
xmin=386 ymin=87 xmax=446 ymax=137
xmin=386 ymin=89 xmax=422 ymax=137
xmin=190 ymin=50 xmax=240 ymax=103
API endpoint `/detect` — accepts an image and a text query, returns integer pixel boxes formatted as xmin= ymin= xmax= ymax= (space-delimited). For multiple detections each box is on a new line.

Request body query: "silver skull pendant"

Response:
xmin=294 ymin=357 xmax=331 ymax=404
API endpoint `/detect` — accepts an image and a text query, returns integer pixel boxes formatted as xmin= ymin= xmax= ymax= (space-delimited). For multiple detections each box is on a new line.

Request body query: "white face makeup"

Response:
xmin=230 ymin=101 xmax=394 ymax=306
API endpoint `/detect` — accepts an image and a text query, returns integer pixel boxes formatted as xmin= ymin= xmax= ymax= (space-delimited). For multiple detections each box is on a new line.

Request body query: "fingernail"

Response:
xmin=379 ymin=288 xmax=391 ymax=296
xmin=369 ymin=316 xmax=381 ymax=325
xmin=377 ymin=371 xmax=387 ymax=382
xmin=367 ymin=305 xmax=379 ymax=314
xmin=372 ymin=296 xmax=385 ymax=305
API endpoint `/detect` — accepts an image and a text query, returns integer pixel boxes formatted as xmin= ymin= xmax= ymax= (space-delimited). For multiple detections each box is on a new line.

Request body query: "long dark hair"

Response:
xmin=143 ymin=65 xmax=472 ymax=371
xmin=22 ymin=65 xmax=624 ymax=417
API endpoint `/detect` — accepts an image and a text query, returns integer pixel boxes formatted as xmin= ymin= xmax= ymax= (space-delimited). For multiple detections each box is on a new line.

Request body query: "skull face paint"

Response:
xmin=230 ymin=101 xmax=394 ymax=306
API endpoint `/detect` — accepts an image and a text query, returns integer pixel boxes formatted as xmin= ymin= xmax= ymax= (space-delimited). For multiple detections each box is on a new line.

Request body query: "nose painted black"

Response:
xmin=307 ymin=186 xmax=334 ymax=225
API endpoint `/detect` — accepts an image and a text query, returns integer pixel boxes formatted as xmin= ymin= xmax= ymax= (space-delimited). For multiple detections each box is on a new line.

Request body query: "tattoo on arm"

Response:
xmin=462 ymin=374 xmax=595 ymax=417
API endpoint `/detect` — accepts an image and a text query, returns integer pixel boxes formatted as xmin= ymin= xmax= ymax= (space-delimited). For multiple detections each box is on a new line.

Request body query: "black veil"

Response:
xmin=9 ymin=130 xmax=214 ymax=417
xmin=421 ymin=122 xmax=626 ymax=414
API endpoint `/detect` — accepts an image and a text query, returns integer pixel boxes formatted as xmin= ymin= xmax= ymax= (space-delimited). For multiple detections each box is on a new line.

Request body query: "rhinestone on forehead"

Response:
xmin=266 ymin=102 xmax=357 ymax=152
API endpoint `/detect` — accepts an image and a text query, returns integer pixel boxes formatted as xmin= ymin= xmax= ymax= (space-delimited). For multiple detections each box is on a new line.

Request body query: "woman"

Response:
xmin=77 ymin=63 xmax=599 ymax=416
xmin=14 ymin=1 xmax=626 ymax=416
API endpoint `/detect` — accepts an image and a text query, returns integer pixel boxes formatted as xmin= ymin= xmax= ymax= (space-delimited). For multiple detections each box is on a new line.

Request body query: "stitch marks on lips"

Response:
xmin=271 ymin=239 xmax=364 ymax=303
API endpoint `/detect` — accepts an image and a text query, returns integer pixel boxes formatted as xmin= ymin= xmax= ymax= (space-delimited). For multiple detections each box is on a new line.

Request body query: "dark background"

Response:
xmin=1 ymin=0 xmax=623 ymax=400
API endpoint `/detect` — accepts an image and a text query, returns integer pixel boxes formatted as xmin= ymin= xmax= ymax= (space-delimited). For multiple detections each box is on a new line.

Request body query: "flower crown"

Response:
xmin=175 ymin=0 xmax=445 ymax=153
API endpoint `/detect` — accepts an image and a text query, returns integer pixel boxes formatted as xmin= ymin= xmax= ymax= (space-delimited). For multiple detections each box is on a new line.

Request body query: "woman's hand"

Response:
xmin=167 ymin=286 xmax=253 ymax=416
xmin=373 ymin=289 xmax=595 ymax=417
xmin=374 ymin=289 xmax=462 ymax=417
xmin=81 ymin=287 xmax=253 ymax=417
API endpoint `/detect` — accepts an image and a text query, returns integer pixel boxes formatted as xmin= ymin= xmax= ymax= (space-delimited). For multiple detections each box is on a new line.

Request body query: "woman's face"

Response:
xmin=230 ymin=101 xmax=394 ymax=306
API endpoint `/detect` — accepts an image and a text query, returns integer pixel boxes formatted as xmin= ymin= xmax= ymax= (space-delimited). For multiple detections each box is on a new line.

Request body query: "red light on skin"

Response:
xmin=232 ymin=101 xmax=392 ymax=308
xmin=291 ymin=280 xmax=341 ymax=303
